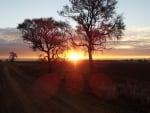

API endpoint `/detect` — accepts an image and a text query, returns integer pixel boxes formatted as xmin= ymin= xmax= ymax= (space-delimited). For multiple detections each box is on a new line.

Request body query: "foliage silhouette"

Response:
xmin=59 ymin=0 xmax=125 ymax=72
xmin=17 ymin=18 xmax=70 ymax=63
xmin=9 ymin=52 xmax=17 ymax=62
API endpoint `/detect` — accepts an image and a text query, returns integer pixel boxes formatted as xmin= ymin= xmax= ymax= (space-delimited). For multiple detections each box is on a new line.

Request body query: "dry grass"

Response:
xmin=0 ymin=60 xmax=150 ymax=113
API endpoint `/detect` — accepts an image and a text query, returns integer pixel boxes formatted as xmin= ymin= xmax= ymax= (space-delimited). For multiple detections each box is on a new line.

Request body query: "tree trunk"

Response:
xmin=85 ymin=46 xmax=94 ymax=93
xmin=88 ymin=47 xmax=94 ymax=74
xmin=47 ymin=51 xmax=50 ymax=63
xmin=47 ymin=51 xmax=52 ymax=72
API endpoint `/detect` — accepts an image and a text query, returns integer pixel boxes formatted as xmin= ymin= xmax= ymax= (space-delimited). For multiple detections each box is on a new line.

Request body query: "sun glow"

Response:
xmin=67 ymin=50 xmax=84 ymax=61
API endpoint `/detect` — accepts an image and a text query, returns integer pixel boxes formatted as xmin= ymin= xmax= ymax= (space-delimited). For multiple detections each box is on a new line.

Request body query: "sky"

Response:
xmin=0 ymin=0 xmax=150 ymax=60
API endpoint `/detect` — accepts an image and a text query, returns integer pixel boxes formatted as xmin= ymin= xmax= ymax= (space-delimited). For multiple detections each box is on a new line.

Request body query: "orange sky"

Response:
xmin=0 ymin=27 xmax=149 ymax=60
xmin=1 ymin=49 xmax=149 ymax=61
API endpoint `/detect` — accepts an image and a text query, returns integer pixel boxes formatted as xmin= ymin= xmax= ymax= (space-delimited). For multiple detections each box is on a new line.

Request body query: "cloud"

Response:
xmin=106 ymin=26 xmax=150 ymax=52
xmin=0 ymin=27 xmax=150 ymax=60
xmin=0 ymin=28 xmax=41 ymax=59
xmin=0 ymin=28 xmax=21 ymax=42
xmin=98 ymin=26 xmax=150 ymax=58
xmin=121 ymin=26 xmax=150 ymax=41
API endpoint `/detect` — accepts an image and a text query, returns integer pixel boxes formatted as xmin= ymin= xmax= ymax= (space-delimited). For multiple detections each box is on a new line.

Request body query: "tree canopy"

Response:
xmin=9 ymin=52 xmax=17 ymax=62
xmin=59 ymin=0 xmax=125 ymax=72
xmin=17 ymin=18 xmax=70 ymax=62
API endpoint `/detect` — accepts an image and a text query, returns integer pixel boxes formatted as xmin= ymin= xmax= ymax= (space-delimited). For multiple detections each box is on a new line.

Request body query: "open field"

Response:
xmin=0 ymin=60 xmax=150 ymax=113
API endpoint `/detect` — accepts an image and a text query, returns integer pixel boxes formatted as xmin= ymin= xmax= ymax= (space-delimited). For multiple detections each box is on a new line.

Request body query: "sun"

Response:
xmin=67 ymin=50 xmax=84 ymax=61
xmin=68 ymin=53 xmax=83 ymax=61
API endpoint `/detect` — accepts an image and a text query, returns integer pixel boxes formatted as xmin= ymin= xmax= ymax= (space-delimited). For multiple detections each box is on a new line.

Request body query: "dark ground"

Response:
xmin=0 ymin=60 xmax=150 ymax=113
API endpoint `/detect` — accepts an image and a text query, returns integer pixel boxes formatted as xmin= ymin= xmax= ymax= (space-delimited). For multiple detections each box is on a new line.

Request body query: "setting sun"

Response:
xmin=67 ymin=50 xmax=84 ymax=61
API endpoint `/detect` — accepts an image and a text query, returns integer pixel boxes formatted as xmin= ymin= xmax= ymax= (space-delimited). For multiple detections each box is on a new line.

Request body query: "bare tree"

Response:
xmin=9 ymin=52 xmax=17 ymax=62
xmin=17 ymin=18 xmax=69 ymax=63
xmin=59 ymin=0 xmax=125 ymax=72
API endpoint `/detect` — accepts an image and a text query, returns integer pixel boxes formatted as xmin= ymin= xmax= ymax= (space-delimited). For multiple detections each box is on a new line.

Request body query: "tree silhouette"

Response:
xmin=9 ymin=52 xmax=17 ymax=62
xmin=17 ymin=18 xmax=69 ymax=63
xmin=59 ymin=0 xmax=125 ymax=72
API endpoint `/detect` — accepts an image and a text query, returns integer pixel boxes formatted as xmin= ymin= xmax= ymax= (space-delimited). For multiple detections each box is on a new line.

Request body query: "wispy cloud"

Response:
xmin=0 ymin=27 xmax=150 ymax=60
xmin=122 ymin=27 xmax=150 ymax=41
xmin=107 ymin=26 xmax=150 ymax=52
xmin=0 ymin=28 xmax=21 ymax=42
xmin=0 ymin=28 xmax=40 ymax=59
